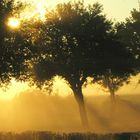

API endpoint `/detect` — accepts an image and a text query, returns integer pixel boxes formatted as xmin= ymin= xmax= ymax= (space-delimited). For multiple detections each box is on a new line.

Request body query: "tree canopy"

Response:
xmin=24 ymin=2 xmax=136 ymax=127
xmin=30 ymin=2 xmax=135 ymax=96
xmin=0 ymin=0 xmax=35 ymax=87
xmin=116 ymin=8 xmax=140 ymax=84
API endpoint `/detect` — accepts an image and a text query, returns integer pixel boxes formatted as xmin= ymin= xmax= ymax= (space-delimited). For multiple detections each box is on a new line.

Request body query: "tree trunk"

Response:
xmin=109 ymin=88 xmax=116 ymax=102
xmin=73 ymin=87 xmax=89 ymax=129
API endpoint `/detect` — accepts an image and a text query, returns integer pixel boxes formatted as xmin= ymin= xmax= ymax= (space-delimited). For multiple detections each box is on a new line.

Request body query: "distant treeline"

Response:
xmin=0 ymin=131 xmax=139 ymax=140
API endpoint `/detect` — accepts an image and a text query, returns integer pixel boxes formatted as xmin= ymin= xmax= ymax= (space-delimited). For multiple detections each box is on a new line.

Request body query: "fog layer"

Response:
xmin=0 ymin=90 xmax=140 ymax=133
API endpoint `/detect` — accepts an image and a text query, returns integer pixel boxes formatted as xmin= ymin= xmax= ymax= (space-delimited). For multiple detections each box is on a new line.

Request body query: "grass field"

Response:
xmin=0 ymin=131 xmax=139 ymax=140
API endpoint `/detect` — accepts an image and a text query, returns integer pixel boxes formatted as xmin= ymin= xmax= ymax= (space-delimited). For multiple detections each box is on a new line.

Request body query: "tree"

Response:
xmin=0 ymin=0 xmax=14 ymax=85
xmin=93 ymin=32 xmax=136 ymax=99
xmin=115 ymin=8 xmax=140 ymax=86
xmin=92 ymin=9 xmax=140 ymax=99
xmin=29 ymin=2 xmax=109 ymax=128
xmin=0 ymin=0 xmax=35 ymax=87
xmin=27 ymin=1 xmax=135 ymax=127
xmin=130 ymin=8 xmax=140 ymax=83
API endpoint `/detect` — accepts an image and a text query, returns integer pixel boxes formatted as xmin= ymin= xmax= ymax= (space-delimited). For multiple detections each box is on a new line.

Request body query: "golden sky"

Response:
xmin=54 ymin=0 xmax=139 ymax=21
xmin=13 ymin=0 xmax=139 ymax=21
xmin=93 ymin=0 xmax=139 ymax=21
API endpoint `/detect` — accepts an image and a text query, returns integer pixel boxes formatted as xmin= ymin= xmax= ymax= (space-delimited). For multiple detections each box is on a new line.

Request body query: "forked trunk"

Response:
xmin=74 ymin=87 xmax=89 ymax=129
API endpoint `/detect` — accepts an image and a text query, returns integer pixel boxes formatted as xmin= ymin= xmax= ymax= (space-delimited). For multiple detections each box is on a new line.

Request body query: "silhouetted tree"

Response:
xmin=30 ymin=2 xmax=106 ymax=128
xmin=93 ymin=9 xmax=140 ymax=99
xmin=116 ymin=8 xmax=140 ymax=85
xmin=93 ymin=32 xmax=135 ymax=99
xmin=0 ymin=0 xmax=35 ymax=87
xmin=0 ymin=0 xmax=14 ymax=85
xmin=28 ymin=2 xmax=135 ymax=127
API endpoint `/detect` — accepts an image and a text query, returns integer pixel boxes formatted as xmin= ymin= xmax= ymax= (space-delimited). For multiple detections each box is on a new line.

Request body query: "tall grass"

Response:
xmin=0 ymin=131 xmax=139 ymax=140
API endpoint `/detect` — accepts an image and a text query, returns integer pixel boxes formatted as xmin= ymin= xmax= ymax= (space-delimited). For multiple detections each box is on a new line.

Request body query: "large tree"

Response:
xmin=29 ymin=2 xmax=108 ymax=128
xmin=27 ymin=2 xmax=135 ymax=127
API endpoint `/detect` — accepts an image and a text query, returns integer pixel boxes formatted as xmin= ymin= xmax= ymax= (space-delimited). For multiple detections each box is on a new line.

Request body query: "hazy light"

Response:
xmin=0 ymin=92 xmax=140 ymax=132
xmin=7 ymin=18 xmax=20 ymax=29
xmin=13 ymin=0 xmax=71 ymax=22
xmin=13 ymin=0 xmax=49 ymax=22
xmin=0 ymin=79 xmax=30 ymax=100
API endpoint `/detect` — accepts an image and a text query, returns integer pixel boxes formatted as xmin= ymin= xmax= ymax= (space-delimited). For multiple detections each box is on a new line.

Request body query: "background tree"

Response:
xmin=116 ymin=8 xmax=140 ymax=85
xmin=93 ymin=8 xmax=140 ymax=99
xmin=93 ymin=31 xmax=136 ymax=99
xmin=0 ymin=0 xmax=35 ymax=87
xmin=0 ymin=0 xmax=14 ymax=85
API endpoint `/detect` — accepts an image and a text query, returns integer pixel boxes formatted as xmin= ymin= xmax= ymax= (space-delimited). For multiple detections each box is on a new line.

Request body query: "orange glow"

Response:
xmin=13 ymin=0 xmax=49 ymax=22
xmin=0 ymin=79 xmax=29 ymax=100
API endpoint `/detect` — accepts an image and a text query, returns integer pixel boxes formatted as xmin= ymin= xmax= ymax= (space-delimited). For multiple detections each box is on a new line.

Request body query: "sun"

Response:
xmin=7 ymin=17 xmax=20 ymax=29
